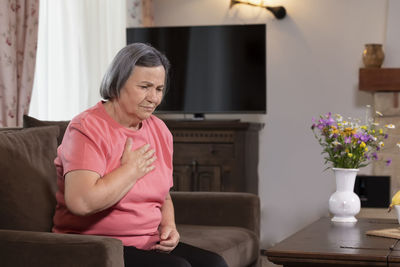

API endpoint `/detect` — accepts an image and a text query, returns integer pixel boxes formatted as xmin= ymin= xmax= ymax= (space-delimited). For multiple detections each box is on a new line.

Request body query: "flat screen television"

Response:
xmin=126 ymin=24 xmax=266 ymax=118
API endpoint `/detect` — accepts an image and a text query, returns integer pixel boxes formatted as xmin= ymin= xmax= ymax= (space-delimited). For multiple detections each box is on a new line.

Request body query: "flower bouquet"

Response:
xmin=311 ymin=112 xmax=394 ymax=169
xmin=311 ymin=111 xmax=396 ymax=222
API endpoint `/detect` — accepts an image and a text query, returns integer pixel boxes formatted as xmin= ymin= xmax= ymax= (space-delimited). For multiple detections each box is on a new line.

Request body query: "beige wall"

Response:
xmin=153 ymin=0 xmax=388 ymax=248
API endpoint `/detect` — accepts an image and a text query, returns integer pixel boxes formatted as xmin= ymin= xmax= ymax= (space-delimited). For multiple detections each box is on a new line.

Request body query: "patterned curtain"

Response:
xmin=0 ymin=0 xmax=39 ymax=127
xmin=126 ymin=0 xmax=154 ymax=27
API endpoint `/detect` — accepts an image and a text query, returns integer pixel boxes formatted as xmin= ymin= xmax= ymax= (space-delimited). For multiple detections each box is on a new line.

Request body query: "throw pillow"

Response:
xmin=0 ymin=126 xmax=59 ymax=232
xmin=23 ymin=115 xmax=70 ymax=145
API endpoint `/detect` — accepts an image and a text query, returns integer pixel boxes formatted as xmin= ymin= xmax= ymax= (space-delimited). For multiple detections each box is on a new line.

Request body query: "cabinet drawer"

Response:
xmin=173 ymin=143 xmax=234 ymax=161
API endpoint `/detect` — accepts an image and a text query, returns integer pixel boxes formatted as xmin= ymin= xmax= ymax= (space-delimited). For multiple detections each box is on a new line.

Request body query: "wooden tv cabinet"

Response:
xmin=164 ymin=120 xmax=263 ymax=194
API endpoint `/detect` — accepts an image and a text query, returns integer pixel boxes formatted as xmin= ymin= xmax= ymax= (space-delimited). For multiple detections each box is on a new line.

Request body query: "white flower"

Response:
xmin=335 ymin=114 xmax=343 ymax=122
xmin=376 ymin=111 xmax=383 ymax=116
xmin=332 ymin=141 xmax=340 ymax=146
xmin=385 ymin=124 xmax=396 ymax=129
xmin=397 ymin=142 xmax=400 ymax=148
xmin=372 ymin=122 xmax=379 ymax=126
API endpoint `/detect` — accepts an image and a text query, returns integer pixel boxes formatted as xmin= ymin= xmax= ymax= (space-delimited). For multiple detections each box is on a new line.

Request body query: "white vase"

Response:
xmin=329 ymin=168 xmax=361 ymax=223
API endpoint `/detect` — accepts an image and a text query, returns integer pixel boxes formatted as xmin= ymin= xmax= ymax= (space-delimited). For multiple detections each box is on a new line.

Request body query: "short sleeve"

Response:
xmin=60 ymin=121 xmax=107 ymax=176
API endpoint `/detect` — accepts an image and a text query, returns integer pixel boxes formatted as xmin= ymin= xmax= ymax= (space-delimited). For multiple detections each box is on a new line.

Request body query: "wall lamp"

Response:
xmin=230 ymin=0 xmax=286 ymax=19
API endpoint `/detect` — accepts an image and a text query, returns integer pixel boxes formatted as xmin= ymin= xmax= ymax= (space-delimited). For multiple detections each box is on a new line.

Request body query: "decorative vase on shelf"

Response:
xmin=362 ymin=43 xmax=384 ymax=68
xmin=328 ymin=168 xmax=361 ymax=223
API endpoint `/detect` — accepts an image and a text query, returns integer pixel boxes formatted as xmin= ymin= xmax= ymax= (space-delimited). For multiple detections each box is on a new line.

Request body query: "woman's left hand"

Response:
xmin=152 ymin=225 xmax=180 ymax=253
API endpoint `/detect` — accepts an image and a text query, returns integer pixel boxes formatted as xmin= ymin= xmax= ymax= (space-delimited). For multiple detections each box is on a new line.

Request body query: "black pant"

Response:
xmin=123 ymin=242 xmax=229 ymax=267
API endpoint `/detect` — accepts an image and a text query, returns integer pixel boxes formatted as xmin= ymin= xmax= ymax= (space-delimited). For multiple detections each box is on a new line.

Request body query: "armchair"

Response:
xmin=0 ymin=119 xmax=260 ymax=267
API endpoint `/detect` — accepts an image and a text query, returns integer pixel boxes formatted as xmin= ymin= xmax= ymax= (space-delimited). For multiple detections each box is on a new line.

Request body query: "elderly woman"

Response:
xmin=52 ymin=43 xmax=228 ymax=267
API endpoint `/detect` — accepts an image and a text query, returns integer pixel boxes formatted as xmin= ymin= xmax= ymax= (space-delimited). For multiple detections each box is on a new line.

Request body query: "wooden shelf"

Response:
xmin=359 ymin=68 xmax=400 ymax=92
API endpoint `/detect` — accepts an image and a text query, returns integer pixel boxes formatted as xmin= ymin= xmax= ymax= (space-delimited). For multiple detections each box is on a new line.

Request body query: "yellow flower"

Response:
xmin=360 ymin=142 xmax=366 ymax=148
xmin=379 ymin=129 xmax=383 ymax=134
xmin=345 ymin=148 xmax=349 ymax=153
xmin=365 ymin=147 xmax=368 ymax=152
xmin=331 ymin=125 xmax=339 ymax=135
xmin=361 ymin=125 xmax=367 ymax=130
xmin=348 ymin=153 xmax=353 ymax=158
xmin=343 ymin=127 xmax=356 ymax=136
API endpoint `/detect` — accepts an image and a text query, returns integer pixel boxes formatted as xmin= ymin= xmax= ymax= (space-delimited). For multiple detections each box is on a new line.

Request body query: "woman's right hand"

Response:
xmin=120 ymin=137 xmax=157 ymax=181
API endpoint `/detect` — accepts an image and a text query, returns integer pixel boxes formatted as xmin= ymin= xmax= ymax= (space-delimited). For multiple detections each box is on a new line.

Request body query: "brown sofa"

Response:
xmin=0 ymin=116 xmax=260 ymax=267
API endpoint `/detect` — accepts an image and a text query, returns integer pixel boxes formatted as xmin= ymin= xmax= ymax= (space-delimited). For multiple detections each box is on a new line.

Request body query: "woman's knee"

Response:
xmin=172 ymin=257 xmax=192 ymax=267
xmin=208 ymin=253 xmax=229 ymax=267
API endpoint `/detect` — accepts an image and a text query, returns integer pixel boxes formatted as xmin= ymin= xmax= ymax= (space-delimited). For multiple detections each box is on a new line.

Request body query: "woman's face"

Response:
xmin=117 ymin=65 xmax=165 ymax=123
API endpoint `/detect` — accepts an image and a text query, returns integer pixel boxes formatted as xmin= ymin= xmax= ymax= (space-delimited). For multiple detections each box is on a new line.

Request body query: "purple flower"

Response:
xmin=384 ymin=134 xmax=388 ymax=139
xmin=318 ymin=113 xmax=336 ymax=127
xmin=372 ymin=152 xmax=378 ymax=160
xmin=344 ymin=136 xmax=351 ymax=144
xmin=386 ymin=159 xmax=392 ymax=166
xmin=360 ymin=134 xmax=370 ymax=142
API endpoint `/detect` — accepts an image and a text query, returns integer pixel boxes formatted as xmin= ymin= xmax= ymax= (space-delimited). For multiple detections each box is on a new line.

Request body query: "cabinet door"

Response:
xmin=196 ymin=165 xmax=221 ymax=191
xmin=172 ymin=164 xmax=222 ymax=192
xmin=172 ymin=165 xmax=191 ymax=191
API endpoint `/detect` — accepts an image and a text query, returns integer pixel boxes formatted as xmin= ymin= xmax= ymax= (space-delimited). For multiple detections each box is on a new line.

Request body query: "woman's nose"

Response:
xmin=147 ymin=88 xmax=159 ymax=102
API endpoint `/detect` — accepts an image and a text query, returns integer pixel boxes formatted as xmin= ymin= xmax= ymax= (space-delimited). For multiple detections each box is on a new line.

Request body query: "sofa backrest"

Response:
xmin=0 ymin=126 xmax=60 ymax=232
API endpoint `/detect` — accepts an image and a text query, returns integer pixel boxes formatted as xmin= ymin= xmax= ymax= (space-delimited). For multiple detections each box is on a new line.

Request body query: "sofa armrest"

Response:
xmin=0 ymin=229 xmax=124 ymax=267
xmin=171 ymin=191 xmax=260 ymax=237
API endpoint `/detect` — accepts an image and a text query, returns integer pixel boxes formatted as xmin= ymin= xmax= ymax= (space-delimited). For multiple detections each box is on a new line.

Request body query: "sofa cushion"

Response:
xmin=178 ymin=224 xmax=259 ymax=267
xmin=23 ymin=115 xmax=69 ymax=145
xmin=0 ymin=126 xmax=59 ymax=232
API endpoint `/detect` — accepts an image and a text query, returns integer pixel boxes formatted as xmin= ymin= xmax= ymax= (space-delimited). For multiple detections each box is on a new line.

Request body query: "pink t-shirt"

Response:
xmin=52 ymin=101 xmax=173 ymax=250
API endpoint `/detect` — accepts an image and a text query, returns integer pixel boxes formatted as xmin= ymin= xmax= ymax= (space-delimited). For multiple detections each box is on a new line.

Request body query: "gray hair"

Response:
xmin=100 ymin=43 xmax=170 ymax=100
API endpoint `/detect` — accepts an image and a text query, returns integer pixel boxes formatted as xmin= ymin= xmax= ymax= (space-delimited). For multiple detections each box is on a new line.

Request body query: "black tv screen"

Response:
xmin=126 ymin=24 xmax=266 ymax=115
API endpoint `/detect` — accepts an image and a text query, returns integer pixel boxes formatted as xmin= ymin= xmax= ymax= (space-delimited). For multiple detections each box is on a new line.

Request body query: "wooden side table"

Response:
xmin=264 ymin=217 xmax=399 ymax=266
